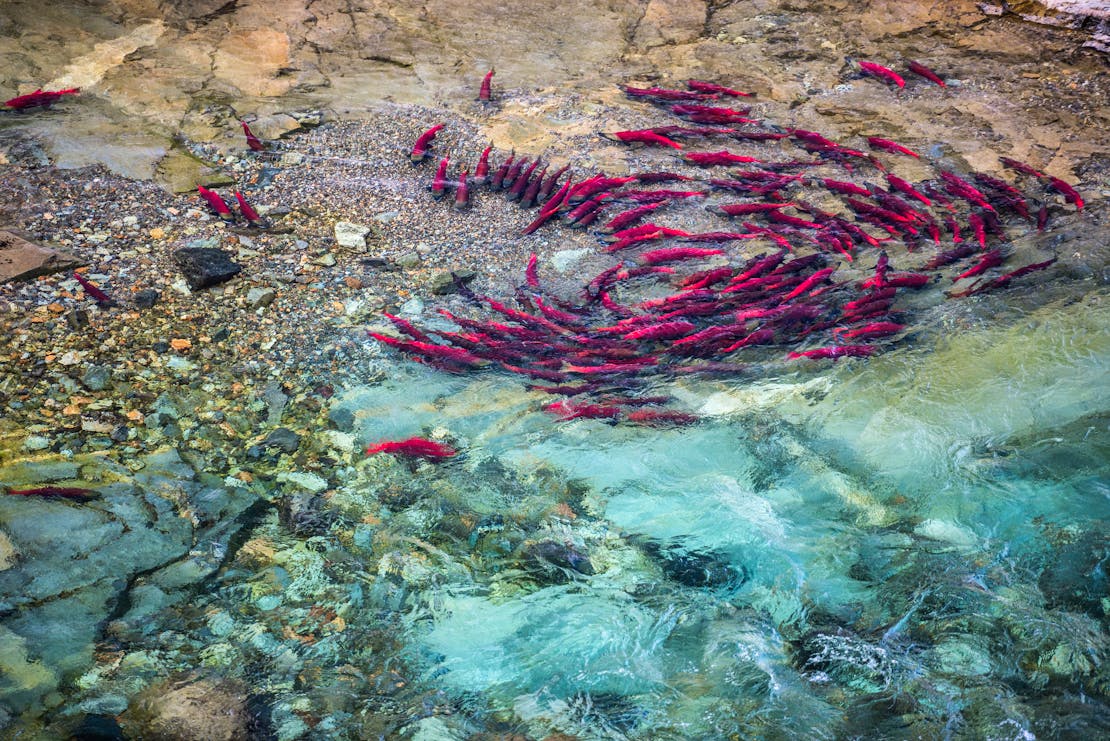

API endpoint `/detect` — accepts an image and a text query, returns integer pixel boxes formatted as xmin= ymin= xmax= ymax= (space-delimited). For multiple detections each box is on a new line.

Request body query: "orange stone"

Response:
xmin=169 ymin=338 xmax=192 ymax=352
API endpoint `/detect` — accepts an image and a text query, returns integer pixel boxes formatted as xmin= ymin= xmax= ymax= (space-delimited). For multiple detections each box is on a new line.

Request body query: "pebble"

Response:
xmin=334 ymin=221 xmax=371 ymax=250
xmin=263 ymin=427 xmax=301 ymax=454
xmin=246 ymin=287 xmax=277 ymax=308
xmin=165 ymin=356 xmax=195 ymax=372
xmin=81 ymin=419 xmax=114 ymax=434
xmin=394 ymin=252 xmax=421 ymax=268
xmin=311 ymin=253 xmax=337 ymax=267
xmin=132 ymin=289 xmax=160 ymax=309
xmin=22 ymin=436 xmax=51 ymax=451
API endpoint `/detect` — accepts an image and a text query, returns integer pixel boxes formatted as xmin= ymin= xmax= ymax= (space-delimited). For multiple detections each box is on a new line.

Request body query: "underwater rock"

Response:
xmin=122 ymin=675 xmax=271 ymax=741
xmin=931 ymin=637 xmax=993 ymax=677
xmin=635 ymin=538 xmax=747 ymax=590
xmin=133 ymin=288 xmax=160 ymax=309
xmin=837 ymin=692 xmax=937 ymax=741
xmin=172 ymin=247 xmax=242 ymax=290
xmin=153 ymin=148 xmax=235 ymax=194
xmin=430 ymin=269 xmax=476 ymax=295
xmin=521 ymin=539 xmax=595 ymax=584
xmin=80 ymin=364 xmax=112 ymax=392
xmin=263 ymin=427 xmax=301 ymax=454
xmin=69 ymin=713 xmax=127 ymax=740
xmin=799 ymin=629 xmax=908 ymax=694
xmin=275 ymin=470 xmax=328 ymax=493
xmin=248 ymin=112 xmax=303 ymax=141
xmin=0 ymin=624 xmax=57 ymax=713
xmin=550 ymin=248 xmax=591 ymax=273
xmin=913 ymin=518 xmax=978 ymax=547
xmin=0 ymin=529 xmax=17 ymax=571
xmin=246 ymin=286 xmax=277 ymax=309
xmin=1038 ymin=528 xmax=1109 ymax=617
xmin=279 ymin=491 xmax=334 ymax=537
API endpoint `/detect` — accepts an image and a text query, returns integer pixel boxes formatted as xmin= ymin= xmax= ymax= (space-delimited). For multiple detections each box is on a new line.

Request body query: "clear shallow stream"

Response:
xmin=277 ymin=282 xmax=1107 ymax=739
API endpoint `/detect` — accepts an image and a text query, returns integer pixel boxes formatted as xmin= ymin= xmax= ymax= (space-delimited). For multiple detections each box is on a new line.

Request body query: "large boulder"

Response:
xmin=173 ymin=246 xmax=242 ymax=290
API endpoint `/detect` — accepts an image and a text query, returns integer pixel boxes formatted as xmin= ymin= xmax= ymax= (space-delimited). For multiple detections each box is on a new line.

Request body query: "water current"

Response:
xmin=316 ymin=282 xmax=1107 ymax=739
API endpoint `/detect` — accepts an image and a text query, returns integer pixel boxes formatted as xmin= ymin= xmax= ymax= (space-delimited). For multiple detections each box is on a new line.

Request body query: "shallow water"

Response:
xmin=284 ymin=283 xmax=1108 ymax=739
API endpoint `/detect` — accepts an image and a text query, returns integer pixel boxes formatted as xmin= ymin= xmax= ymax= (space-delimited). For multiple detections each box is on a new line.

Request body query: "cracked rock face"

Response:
xmin=1 ymin=0 xmax=1107 ymax=192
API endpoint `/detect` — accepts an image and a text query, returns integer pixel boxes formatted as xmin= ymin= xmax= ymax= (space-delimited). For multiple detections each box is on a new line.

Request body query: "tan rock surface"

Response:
xmin=0 ymin=230 xmax=83 ymax=284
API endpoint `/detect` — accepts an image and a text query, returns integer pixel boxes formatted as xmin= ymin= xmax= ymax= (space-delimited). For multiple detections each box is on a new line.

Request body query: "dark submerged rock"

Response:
xmin=172 ymin=247 xmax=242 ymax=290
xmin=262 ymin=427 xmax=300 ymax=454
xmin=520 ymin=539 xmax=595 ymax=584
xmin=69 ymin=713 xmax=127 ymax=740
xmin=636 ymin=537 xmax=747 ymax=589
xmin=1038 ymin=528 xmax=1109 ymax=617
xmin=132 ymin=288 xmax=160 ymax=309
xmin=278 ymin=492 xmax=334 ymax=536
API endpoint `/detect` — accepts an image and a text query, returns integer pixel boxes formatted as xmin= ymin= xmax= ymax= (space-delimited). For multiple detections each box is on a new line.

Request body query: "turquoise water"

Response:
xmin=291 ymin=283 xmax=1107 ymax=738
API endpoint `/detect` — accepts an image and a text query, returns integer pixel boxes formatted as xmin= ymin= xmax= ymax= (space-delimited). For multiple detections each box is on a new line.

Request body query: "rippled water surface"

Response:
xmin=299 ymin=286 xmax=1108 ymax=739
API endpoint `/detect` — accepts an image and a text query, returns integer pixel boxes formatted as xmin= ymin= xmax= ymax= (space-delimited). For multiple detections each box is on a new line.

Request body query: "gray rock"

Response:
xmin=263 ymin=427 xmax=301 ymax=454
xmin=334 ymin=221 xmax=371 ymax=250
xmin=328 ymin=406 xmax=355 ymax=431
xmin=246 ymin=287 xmax=276 ymax=308
xmin=132 ymin=288 xmax=160 ymax=309
xmin=430 ymin=269 xmax=476 ymax=295
xmin=261 ymin=381 xmax=288 ymax=425
xmin=0 ymin=229 xmax=83 ymax=284
xmin=399 ymin=297 xmax=424 ymax=316
xmin=394 ymin=251 xmax=421 ymax=269
xmin=21 ymin=436 xmax=50 ymax=452
xmin=81 ymin=365 xmax=111 ymax=392
xmin=172 ymin=248 xmax=242 ymax=290
xmin=311 ymin=252 xmax=337 ymax=267
xmin=0 ymin=530 xmax=16 ymax=570
xmin=276 ymin=471 xmax=328 ymax=493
